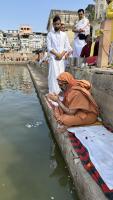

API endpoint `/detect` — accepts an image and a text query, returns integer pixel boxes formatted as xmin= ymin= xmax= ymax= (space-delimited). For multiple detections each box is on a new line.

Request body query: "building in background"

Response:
xmin=29 ymin=32 xmax=47 ymax=51
xmin=19 ymin=25 xmax=32 ymax=36
xmin=0 ymin=31 xmax=4 ymax=47
xmin=5 ymin=30 xmax=20 ymax=50
xmin=0 ymin=25 xmax=47 ymax=53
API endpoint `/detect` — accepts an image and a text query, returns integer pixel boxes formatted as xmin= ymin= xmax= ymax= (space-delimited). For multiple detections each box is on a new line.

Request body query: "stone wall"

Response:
xmin=74 ymin=67 xmax=113 ymax=129
xmin=32 ymin=62 xmax=48 ymax=77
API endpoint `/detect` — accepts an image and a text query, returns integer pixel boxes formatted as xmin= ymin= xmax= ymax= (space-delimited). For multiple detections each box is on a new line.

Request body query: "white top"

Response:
xmin=47 ymin=30 xmax=72 ymax=60
xmin=74 ymin=17 xmax=90 ymax=39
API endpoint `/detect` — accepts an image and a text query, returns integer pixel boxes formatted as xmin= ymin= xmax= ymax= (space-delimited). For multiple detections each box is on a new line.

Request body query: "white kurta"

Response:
xmin=47 ymin=30 xmax=71 ymax=94
xmin=73 ymin=17 xmax=90 ymax=58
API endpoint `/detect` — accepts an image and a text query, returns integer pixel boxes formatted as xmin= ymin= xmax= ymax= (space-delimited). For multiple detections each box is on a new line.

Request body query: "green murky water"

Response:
xmin=0 ymin=65 xmax=79 ymax=200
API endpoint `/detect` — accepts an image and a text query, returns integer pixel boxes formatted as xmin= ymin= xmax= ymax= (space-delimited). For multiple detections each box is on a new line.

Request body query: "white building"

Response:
xmin=7 ymin=30 xmax=19 ymax=35
xmin=29 ymin=33 xmax=47 ymax=51
xmin=6 ymin=35 xmax=20 ymax=50
xmin=20 ymin=37 xmax=30 ymax=52
xmin=3 ymin=30 xmax=20 ymax=50
xmin=0 ymin=26 xmax=47 ymax=53
xmin=0 ymin=31 xmax=4 ymax=47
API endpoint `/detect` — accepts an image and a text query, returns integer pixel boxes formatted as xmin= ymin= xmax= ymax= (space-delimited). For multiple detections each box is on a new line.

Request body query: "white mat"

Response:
xmin=68 ymin=125 xmax=113 ymax=190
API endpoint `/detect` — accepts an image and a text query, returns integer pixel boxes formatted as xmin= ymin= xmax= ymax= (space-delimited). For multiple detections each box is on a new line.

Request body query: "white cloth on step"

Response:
xmin=68 ymin=125 xmax=113 ymax=190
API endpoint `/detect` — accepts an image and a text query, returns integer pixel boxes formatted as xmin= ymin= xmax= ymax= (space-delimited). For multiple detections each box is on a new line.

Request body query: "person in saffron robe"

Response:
xmin=48 ymin=72 xmax=99 ymax=130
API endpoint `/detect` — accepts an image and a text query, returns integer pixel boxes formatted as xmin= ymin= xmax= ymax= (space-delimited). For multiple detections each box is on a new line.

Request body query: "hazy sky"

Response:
xmin=0 ymin=0 xmax=94 ymax=32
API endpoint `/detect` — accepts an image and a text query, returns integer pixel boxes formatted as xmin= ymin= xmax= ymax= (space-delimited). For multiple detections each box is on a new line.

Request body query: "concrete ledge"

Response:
xmin=27 ymin=64 xmax=107 ymax=200
xmin=0 ymin=61 xmax=29 ymax=65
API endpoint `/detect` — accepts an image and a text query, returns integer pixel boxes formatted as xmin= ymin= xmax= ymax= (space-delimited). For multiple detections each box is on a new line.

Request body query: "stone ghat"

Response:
xmin=27 ymin=63 xmax=108 ymax=200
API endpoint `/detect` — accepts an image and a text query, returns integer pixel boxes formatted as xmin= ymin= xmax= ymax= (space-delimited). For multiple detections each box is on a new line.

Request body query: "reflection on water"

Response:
xmin=0 ymin=65 xmax=33 ymax=94
xmin=25 ymin=121 xmax=43 ymax=128
xmin=50 ymin=140 xmax=73 ymax=189
xmin=0 ymin=65 xmax=79 ymax=200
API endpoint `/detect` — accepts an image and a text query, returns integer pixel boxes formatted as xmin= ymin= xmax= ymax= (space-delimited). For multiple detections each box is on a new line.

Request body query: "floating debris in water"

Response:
xmin=25 ymin=124 xmax=33 ymax=128
xmin=35 ymin=121 xmax=43 ymax=126
xmin=50 ymin=160 xmax=57 ymax=169
xmin=25 ymin=121 xmax=43 ymax=128
xmin=97 ymin=117 xmax=102 ymax=122
xmin=50 ymin=197 xmax=55 ymax=200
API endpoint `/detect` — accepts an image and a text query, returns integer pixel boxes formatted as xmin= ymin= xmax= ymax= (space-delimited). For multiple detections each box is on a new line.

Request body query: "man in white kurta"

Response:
xmin=73 ymin=9 xmax=90 ymax=57
xmin=47 ymin=16 xmax=72 ymax=94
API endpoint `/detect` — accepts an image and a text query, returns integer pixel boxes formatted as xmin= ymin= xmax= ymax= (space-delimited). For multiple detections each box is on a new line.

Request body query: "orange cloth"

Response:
xmin=64 ymin=86 xmax=99 ymax=115
xmin=55 ymin=72 xmax=99 ymax=127
xmin=57 ymin=72 xmax=91 ymax=89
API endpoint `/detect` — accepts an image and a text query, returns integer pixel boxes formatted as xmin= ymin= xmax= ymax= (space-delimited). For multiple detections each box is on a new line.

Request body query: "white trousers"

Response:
xmin=48 ymin=58 xmax=65 ymax=94
xmin=73 ymin=37 xmax=86 ymax=58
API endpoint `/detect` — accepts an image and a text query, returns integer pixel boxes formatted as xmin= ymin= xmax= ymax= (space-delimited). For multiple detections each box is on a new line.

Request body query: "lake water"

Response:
xmin=0 ymin=65 xmax=79 ymax=200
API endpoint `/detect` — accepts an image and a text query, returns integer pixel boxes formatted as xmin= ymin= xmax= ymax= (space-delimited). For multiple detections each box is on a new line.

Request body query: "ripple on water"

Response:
xmin=25 ymin=121 xmax=43 ymax=128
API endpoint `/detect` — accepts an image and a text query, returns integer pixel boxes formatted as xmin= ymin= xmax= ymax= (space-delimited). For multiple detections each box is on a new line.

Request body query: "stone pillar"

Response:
xmin=97 ymin=19 xmax=112 ymax=67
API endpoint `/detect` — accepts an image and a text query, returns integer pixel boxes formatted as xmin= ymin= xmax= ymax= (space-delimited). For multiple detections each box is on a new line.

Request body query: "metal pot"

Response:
xmin=68 ymin=57 xmax=86 ymax=67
